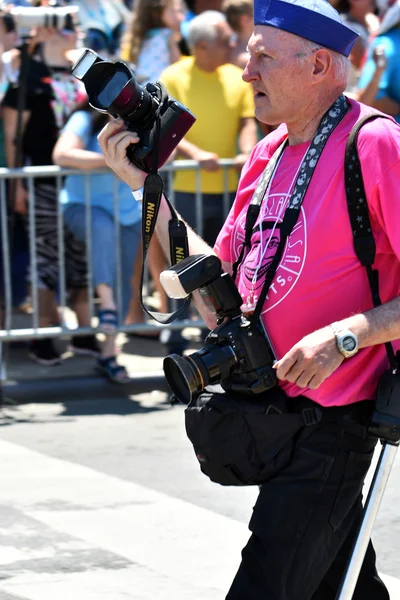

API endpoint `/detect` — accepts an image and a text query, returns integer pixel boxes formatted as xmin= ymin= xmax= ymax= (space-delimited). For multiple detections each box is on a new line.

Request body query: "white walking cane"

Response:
xmin=337 ymin=398 xmax=400 ymax=600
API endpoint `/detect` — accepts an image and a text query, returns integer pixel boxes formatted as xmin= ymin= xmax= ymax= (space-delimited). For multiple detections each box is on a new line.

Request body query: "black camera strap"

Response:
xmin=345 ymin=113 xmax=399 ymax=371
xmin=139 ymin=82 xmax=191 ymax=324
xmin=232 ymin=94 xmax=350 ymax=330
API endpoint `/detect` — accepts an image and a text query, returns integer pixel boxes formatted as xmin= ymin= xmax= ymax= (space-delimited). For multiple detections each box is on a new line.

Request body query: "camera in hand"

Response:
xmin=161 ymin=255 xmax=278 ymax=404
xmin=71 ymin=48 xmax=196 ymax=173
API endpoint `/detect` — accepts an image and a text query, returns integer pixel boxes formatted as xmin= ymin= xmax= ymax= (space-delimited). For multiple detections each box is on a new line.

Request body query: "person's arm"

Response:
xmin=177 ymin=138 xmax=220 ymax=171
xmin=97 ymin=119 xmax=222 ymax=329
xmin=370 ymin=96 xmax=400 ymax=116
xmin=274 ymin=297 xmax=400 ymax=390
xmin=3 ymin=106 xmax=30 ymax=169
xmin=154 ymin=186 xmax=231 ymax=328
xmin=274 ymin=134 xmax=400 ymax=390
xmin=353 ymin=45 xmax=388 ymax=106
xmin=0 ymin=16 xmax=6 ymax=81
xmin=235 ymin=116 xmax=257 ymax=169
xmin=52 ymin=131 xmax=107 ymax=170
xmin=355 ymin=68 xmax=386 ymax=107
xmin=357 ymin=41 xmax=400 ymax=116
xmin=2 ymin=105 xmax=30 ymax=214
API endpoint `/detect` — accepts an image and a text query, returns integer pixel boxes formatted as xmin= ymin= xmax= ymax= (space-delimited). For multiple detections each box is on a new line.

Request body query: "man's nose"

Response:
xmin=242 ymin=59 xmax=258 ymax=83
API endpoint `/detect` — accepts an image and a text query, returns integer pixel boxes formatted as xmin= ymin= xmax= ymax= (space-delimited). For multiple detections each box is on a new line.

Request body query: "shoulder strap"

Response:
xmin=345 ymin=114 xmax=391 ymax=268
xmin=345 ymin=113 xmax=398 ymax=370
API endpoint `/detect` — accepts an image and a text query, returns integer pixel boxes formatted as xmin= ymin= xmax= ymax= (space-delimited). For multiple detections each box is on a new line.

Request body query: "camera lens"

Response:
xmin=97 ymin=71 xmax=130 ymax=109
xmin=163 ymin=345 xmax=237 ymax=404
xmin=110 ymin=79 xmax=156 ymax=125
xmin=75 ymin=59 xmax=157 ymax=125
xmin=163 ymin=354 xmax=204 ymax=403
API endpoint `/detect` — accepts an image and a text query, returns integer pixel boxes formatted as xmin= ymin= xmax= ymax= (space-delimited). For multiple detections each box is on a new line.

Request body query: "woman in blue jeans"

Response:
xmin=53 ymin=103 xmax=141 ymax=382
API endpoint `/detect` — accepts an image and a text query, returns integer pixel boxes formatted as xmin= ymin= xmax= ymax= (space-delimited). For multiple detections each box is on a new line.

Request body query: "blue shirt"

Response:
xmin=358 ymin=29 xmax=400 ymax=123
xmin=60 ymin=111 xmax=142 ymax=225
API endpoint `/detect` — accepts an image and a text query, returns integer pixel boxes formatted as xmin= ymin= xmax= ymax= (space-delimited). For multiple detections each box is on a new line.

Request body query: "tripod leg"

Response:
xmin=337 ymin=443 xmax=399 ymax=600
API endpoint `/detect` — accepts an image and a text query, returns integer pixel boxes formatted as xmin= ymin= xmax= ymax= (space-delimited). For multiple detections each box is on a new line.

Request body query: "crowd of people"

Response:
xmin=0 ymin=0 xmax=399 ymax=382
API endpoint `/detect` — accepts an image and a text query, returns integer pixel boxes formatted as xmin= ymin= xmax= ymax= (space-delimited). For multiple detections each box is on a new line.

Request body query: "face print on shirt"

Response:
xmin=233 ymin=191 xmax=307 ymax=313
xmin=242 ymin=220 xmax=282 ymax=290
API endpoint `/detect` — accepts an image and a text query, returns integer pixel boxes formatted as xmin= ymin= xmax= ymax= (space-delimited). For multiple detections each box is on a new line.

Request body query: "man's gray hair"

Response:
xmin=296 ymin=39 xmax=350 ymax=88
xmin=187 ymin=11 xmax=227 ymax=51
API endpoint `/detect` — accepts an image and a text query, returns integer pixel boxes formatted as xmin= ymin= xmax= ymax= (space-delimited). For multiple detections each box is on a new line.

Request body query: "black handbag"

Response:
xmin=184 ymin=386 xmax=322 ymax=486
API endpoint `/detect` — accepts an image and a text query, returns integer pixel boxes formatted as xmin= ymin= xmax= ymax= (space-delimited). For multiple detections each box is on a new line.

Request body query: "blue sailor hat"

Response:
xmin=254 ymin=0 xmax=359 ymax=57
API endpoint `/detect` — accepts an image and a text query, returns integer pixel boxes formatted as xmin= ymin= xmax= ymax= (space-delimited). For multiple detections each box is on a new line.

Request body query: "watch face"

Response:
xmin=342 ymin=336 xmax=356 ymax=352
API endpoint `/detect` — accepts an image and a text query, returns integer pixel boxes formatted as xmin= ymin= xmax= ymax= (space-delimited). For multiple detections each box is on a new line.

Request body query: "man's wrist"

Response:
xmin=132 ymin=187 xmax=144 ymax=201
xmin=329 ymin=322 xmax=359 ymax=358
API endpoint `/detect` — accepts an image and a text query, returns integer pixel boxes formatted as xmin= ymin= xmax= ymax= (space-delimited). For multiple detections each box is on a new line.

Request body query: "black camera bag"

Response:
xmin=184 ymin=386 xmax=322 ymax=486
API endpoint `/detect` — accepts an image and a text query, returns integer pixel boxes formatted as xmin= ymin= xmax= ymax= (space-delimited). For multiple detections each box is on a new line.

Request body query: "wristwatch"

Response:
xmin=329 ymin=322 xmax=359 ymax=358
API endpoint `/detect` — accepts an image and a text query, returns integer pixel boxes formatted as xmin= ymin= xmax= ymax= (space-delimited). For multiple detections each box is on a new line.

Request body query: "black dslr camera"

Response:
xmin=71 ymin=48 xmax=196 ymax=172
xmin=161 ymin=255 xmax=278 ymax=404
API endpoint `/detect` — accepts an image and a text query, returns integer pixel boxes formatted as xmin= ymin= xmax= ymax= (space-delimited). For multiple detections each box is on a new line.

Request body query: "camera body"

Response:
xmin=161 ymin=254 xmax=278 ymax=404
xmin=71 ymin=48 xmax=196 ymax=173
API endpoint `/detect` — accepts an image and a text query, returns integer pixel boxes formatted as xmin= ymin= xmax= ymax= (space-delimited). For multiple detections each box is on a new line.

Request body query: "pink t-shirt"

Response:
xmin=214 ymin=99 xmax=400 ymax=407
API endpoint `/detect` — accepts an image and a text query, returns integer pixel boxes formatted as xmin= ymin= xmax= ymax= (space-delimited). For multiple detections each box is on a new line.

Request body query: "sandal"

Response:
xmin=97 ymin=355 xmax=130 ymax=384
xmin=98 ymin=309 xmax=118 ymax=333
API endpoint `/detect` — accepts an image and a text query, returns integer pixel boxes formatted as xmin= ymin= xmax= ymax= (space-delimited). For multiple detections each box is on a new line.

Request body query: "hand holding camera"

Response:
xmin=97 ymin=119 xmax=147 ymax=193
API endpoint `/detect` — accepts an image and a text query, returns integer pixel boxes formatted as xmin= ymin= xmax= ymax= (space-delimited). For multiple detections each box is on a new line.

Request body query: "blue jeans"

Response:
xmin=64 ymin=205 xmax=141 ymax=320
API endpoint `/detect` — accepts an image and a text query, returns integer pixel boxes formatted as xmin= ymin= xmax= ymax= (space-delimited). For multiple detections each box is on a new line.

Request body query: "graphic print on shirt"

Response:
xmin=232 ymin=191 xmax=307 ymax=314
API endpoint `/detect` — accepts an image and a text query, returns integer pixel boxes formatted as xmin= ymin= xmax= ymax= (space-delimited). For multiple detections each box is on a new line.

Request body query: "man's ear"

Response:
xmin=312 ymin=48 xmax=332 ymax=82
xmin=313 ymin=48 xmax=332 ymax=80
xmin=196 ymin=39 xmax=209 ymax=52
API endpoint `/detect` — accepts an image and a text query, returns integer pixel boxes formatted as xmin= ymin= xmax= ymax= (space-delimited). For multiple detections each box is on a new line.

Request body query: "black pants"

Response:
xmin=226 ymin=403 xmax=390 ymax=600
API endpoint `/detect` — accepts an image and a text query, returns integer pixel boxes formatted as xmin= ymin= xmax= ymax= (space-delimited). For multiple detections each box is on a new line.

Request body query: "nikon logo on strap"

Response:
xmin=175 ymin=246 xmax=185 ymax=263
xmin=145 ymin=202 xmax=155 ymax=234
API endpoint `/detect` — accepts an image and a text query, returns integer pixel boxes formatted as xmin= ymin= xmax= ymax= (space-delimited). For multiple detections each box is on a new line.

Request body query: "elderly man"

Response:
xmin=159 ymin=10 xmax=257 ymax=246
xmin=98 ymin=0 xmax=400 ymax=597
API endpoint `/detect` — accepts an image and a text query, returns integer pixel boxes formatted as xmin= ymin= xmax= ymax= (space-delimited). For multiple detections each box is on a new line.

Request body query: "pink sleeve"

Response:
xmin=214 ymin=204 xmax=236 ymax=262
xmin=371 ymin=158 xmax=400 ymax=261
xmin=359 ymin=118 xmax=400 ymax=260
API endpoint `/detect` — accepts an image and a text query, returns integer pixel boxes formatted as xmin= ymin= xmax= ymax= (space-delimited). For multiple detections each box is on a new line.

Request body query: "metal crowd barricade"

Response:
xmin=0 ymin=158 xmax=236 ymax=400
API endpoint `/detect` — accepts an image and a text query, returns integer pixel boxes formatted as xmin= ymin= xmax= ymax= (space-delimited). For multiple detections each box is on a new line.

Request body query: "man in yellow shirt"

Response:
xmin=160 ymin=10 xmax=256 ymax=245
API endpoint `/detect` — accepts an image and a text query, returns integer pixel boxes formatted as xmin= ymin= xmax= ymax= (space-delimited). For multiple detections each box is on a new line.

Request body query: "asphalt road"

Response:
xmin=0 ymin=336 xmax=399 ymax=599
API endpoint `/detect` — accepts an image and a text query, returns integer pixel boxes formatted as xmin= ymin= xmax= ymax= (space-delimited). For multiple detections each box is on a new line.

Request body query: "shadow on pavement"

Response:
xmin=59 ymin=394 xmax=170 ymax=418
xmin=0 ymin=390 xmax=171 ymax=427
